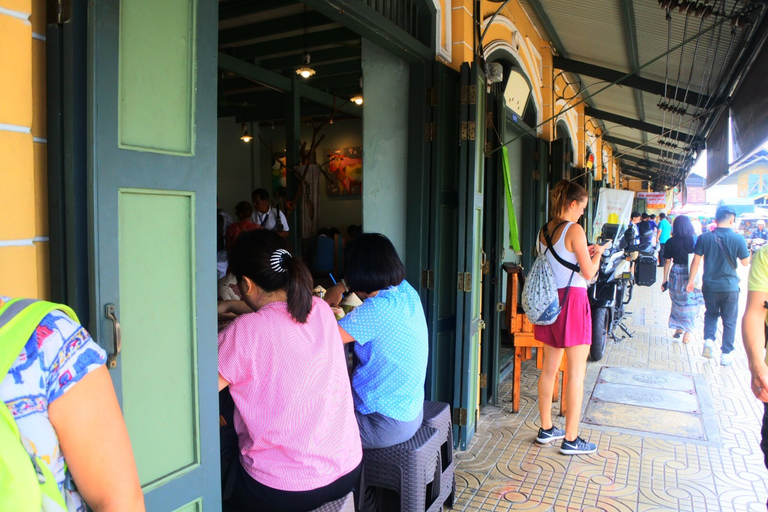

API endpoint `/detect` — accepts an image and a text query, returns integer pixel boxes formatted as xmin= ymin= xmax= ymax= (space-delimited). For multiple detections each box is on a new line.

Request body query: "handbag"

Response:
xmin=688 ymin=252 xmax=703 ymax=289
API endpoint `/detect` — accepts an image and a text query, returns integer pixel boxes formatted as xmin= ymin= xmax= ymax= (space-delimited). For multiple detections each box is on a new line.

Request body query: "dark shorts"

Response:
xmin=355 ymin=408 xmax=424 ymax=449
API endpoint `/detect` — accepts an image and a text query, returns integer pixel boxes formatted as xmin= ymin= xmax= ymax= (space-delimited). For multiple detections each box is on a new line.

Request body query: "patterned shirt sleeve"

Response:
xmin=338 ymin=299 xmax=377 ymax=345
xmin=43 ymin=310 xmax=107 ymax=403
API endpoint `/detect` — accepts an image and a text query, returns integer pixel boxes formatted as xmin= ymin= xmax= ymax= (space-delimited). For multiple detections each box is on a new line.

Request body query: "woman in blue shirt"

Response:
xmin=325 ymin=234 xmax=428 ymax=449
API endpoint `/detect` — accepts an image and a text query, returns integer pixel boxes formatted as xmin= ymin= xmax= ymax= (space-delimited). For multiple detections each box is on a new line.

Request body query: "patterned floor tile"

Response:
xmin=452 ymin=267 xmax=768 ymax=511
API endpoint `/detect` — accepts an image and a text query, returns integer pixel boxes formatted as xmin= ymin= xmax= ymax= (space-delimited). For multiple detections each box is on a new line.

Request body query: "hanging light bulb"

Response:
xmin=350 ymin=76 xmax=363 ymax=105
xmin=296 ymin=53 xmax=316 ymax=78
xmin=295 ymin=6 xmax=315 ymax=78
xmin=240 ymin=123 xmax=252 ymax=143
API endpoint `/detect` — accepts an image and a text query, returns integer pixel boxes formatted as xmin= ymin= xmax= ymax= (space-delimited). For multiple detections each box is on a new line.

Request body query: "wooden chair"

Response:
xmin=502 ymin=263 xmax=567 ymax=416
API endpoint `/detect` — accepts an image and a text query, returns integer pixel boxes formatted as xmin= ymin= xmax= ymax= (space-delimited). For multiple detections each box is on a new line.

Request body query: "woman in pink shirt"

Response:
xmin=217 ymin=230 xmax=362 ymax=512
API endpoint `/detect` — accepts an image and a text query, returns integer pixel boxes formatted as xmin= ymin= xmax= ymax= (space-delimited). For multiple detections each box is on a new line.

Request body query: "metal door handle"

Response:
xmin=105 ymin=304 xmax=122 ymax=369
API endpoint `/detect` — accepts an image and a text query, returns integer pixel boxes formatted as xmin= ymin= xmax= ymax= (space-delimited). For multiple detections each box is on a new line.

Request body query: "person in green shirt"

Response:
xmin=743 ymin=245 xmax=768 ymax=470
xmin=656 ymin=212 xmax=673 ymax=267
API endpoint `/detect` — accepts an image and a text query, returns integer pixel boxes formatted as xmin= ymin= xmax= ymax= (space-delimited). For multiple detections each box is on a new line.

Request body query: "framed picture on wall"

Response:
xmin=326 ymin=147 xmax=362 ymax=196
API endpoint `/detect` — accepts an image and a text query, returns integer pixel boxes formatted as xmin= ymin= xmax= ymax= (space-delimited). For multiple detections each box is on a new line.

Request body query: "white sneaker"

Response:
xmin=702 ymin=340 xmax=715 ymax=359
xmin=720 ymin=352 xmax=734 ymax=366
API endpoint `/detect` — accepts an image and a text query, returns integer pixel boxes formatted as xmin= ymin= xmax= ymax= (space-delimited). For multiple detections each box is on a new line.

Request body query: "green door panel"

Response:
xmin=454 ymin=62 xmax=485 ymax=449
xmin=118 ymin=189 xmax=199 ymax=489
xmin=90 ymin=0 xmax=220 ymax=509
xmin=424 ymin=62 xmax=460 ymax=407
xmin=119 ymin=0 xmax=197 ymax=155
xmin=172 ymin=499 xmax=202 ymax=512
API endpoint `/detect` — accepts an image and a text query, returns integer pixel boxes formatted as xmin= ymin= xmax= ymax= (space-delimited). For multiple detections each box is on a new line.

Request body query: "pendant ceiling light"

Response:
xmin=240 ymin=123 xmax=252 ymax=143
xmin=296 ymin=6 xmax=316 ymax=78
xmin=350 ymin=77 xmax=363 ymax=105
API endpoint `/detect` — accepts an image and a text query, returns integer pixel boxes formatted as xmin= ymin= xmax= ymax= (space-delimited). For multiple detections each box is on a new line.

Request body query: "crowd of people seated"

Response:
xmin=216 ymin=228 xmax=428 ymax=511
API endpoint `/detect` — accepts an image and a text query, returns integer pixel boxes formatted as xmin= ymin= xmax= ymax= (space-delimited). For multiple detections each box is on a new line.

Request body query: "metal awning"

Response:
xmin=518 ymin=0 xmax=768 ymax=189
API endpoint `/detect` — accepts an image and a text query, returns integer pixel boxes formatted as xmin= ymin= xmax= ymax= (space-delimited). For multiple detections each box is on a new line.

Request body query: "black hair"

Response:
xmin=631 ymin=211 xmax=641 ymax=219
xmin=234 ymin=201 xmax=252 ymax=220
xmin=641 ymin=212 xmax=649 ymax=220
xmin=672 ymin=215 xmax=695 ymax=241
xmin=229 ymin=230 xmax=313 ymax=323
xmin=650 ymin=214 xmax=656 ymax=219
xmin=343 ymin=233 xmax=406 ymax=294
xmin=251 ymin=188 xmax=269 ymax=201
xmin=658 ymin=212 xmax=666 ymax=220
xmin=716 ymin=209 xmax=735 ymax=223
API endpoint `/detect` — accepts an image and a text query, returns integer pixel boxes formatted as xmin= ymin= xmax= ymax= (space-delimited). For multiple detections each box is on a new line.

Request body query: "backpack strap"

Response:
xmin=712 ymin=233 xmax=738 ymax=270
xmin=0 ymin=299 xmax=79 ymax=378
xmin=542 ymin=222 xmax=581 ymax=273
xmin=0 ymin=299 xmax=78 ymax=511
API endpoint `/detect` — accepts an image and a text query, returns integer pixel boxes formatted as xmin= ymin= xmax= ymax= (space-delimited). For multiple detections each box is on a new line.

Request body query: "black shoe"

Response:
xmin=560 ymin=436 xmax=597 ymax=455
xmin=536 ymin=426 xmax=565 ymax=443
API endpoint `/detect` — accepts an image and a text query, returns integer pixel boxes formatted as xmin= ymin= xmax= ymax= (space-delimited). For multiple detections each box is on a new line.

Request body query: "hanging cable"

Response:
xmin=486 ymin=3 xmax=748 ymax=158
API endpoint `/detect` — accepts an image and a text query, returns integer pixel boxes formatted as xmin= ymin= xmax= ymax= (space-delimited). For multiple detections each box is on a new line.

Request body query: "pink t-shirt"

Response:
xmin=218 ymin=297 xmax=362 ymax=491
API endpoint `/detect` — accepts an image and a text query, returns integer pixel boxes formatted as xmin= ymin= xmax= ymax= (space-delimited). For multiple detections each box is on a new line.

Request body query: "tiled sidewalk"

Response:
xmin=454 ymin=268 xmax=768 ymax=511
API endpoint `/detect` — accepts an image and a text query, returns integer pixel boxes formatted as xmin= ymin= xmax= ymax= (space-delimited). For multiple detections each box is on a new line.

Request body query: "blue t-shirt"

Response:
xmin=693 ymin=228 xmax=750 ymax=292
xmin=338 ymin=281 xmax=428 ymax=422
xmin=658 ymin=218 xmax=673 ymax=244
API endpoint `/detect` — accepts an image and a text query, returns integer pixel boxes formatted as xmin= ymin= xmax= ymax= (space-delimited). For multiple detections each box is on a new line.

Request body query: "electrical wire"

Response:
xmin=487 ymin=4 xmax=747 ymax=158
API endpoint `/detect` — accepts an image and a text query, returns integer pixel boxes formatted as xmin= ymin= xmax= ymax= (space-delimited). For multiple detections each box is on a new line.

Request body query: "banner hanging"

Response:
xmin=636 ymin=192 xmax=668 ymax=210
xmin=592 ymin=188 xmax=635 ymax=242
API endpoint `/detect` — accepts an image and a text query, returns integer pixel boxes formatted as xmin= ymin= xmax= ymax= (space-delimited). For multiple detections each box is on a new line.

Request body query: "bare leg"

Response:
xmin=563 ymin=344 xmax=590 ymax=441
xmin=538 ymin=345 xmax=564 ymax=430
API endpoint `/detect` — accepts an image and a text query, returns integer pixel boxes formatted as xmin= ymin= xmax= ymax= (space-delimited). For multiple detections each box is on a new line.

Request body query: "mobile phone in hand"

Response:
xmin=661 ymin=282 xmax=668 ymax=292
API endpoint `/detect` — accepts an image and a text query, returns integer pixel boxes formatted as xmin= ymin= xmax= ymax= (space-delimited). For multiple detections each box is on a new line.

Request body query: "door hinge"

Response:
xmin=496 ymin=302 xmax=505 ymax=312
xmin=48 ymin=0 xmax=72 ymax=25
xmin=479 ymin=373 xmax=487 ymax=388
xmin=463 ymin=272 xmax=472 ymax=292
xmin=425 ymin=122 xmax=437 ymax=141
xmin=478 ymin=319 xmax=486 ymax=330
xmin=484 ymin=142 xmax=493 ymax=155
xmin=457 ymin=272 xmax=464 ymax=292
xmin=422 ymin=269 xmax=435 ymax=290
xmin=486 ymin=111 xmax=493 ymax=128
xmin=482 ymin=260 xmax=491 ymax=274
xmin=460 ymin=85 xmax=477 ymax=105
xmin=461 ymin=121 xmax=476 ymax=141
xmin=426 ymin=87 xmax=438 ymax=106
xmin=453 ymin=407 xmax=468 ymax=426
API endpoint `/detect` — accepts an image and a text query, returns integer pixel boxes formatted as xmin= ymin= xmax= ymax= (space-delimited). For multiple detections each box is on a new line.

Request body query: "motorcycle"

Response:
xmin=588 ymin=224 xmax=655 ymax=361
xmin=751 ymin=237 xmax=766 ymax=256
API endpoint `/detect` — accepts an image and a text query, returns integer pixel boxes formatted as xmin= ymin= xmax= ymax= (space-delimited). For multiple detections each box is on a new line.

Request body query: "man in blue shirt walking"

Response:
xmin=656 ymin=212 xmax=672 ymax=267
xmin=687 ymin=206 xmax=750 ymax=365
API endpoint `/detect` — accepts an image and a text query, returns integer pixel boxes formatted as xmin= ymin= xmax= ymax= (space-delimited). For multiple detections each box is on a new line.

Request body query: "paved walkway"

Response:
xmin=454 ymin=267 xmax=768 ymax=511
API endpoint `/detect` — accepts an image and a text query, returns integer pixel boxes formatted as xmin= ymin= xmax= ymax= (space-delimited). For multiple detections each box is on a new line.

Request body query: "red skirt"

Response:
xmin=534 ymin=287 xmax=592 ymax=348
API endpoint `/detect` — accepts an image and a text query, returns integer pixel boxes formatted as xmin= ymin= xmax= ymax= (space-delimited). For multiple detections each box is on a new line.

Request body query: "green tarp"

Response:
xmin=502 ymin=146 xmax=521 ymax=253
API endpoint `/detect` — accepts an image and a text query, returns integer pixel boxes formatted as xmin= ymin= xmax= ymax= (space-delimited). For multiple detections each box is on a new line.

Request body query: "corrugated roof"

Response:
xmin=518 ymin=0 xmax=762 ymax=189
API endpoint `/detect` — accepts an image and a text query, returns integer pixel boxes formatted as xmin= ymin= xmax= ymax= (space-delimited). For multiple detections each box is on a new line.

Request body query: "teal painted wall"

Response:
xmin=361 ymin=39 xmax=409 ymax=257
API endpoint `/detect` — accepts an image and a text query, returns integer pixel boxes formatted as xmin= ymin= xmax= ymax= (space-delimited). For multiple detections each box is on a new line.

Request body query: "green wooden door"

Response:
xmin=454 ymin=62 xmax=485 ymax=449
xmin=88 ymin=1 xmax=220 ymax=510
xmin=480 ymin=88 xmax=504 ymax=406
xmin=424 ymin=62 xmax=461 ymax=406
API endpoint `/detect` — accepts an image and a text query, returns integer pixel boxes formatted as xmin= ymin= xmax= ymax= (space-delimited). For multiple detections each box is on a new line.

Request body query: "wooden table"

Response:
xmin=503 ymin=263 xmax=567 ymax=416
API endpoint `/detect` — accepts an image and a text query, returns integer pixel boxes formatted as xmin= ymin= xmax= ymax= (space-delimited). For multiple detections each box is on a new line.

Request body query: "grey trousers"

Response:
xmin=355 ymin=408 xmax=424 ymax=449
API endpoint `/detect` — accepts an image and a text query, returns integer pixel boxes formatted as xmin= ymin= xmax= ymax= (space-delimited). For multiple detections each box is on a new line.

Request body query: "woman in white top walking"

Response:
xmin=534 ymin=180 xmax=608 ymax=455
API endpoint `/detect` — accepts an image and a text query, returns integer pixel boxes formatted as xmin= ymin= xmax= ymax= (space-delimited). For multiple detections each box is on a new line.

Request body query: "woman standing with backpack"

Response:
xmin=534 ymin=180 xmax=608 ymax=455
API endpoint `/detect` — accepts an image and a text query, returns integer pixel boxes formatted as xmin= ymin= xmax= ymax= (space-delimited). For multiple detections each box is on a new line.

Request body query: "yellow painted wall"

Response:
xmin=0 ymin=0 xmax=49 ymax=299
xmin=441 ymin=1 xmax=594 ymax=156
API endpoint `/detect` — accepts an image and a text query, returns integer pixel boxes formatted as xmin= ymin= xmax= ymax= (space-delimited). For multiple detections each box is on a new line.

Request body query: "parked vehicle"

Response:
xmin=751 ymin=237 xmax=766 ymax=256
xmin=588 ymin=224 xmax=655 ymax=361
